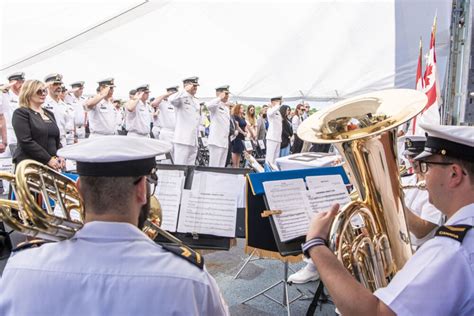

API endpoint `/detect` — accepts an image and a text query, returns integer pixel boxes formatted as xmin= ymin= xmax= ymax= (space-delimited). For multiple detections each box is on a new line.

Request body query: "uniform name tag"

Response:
xmin=435 ymin=225 xmax=473 ymax=242
xmin=99 ymin=106 xmax=108 ymax=113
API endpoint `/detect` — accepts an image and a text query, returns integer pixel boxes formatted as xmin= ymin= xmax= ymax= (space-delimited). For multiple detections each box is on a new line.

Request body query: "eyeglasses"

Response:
xmin=419 ymin=161 xmax=454 ymax=174
xmin=36 ymin=88 xmax=48 ymax=96
xmin=133 ymin=170 xmax=158 ymax=197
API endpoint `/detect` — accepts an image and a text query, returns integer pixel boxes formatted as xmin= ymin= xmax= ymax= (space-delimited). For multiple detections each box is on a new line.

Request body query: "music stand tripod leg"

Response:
xmin=233 ymin=248 xmax=260 ymax=280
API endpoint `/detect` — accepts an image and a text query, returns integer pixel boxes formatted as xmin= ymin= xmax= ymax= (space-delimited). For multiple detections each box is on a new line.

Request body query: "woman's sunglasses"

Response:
xmin=36 ymin=88 xmax=48 ymax=96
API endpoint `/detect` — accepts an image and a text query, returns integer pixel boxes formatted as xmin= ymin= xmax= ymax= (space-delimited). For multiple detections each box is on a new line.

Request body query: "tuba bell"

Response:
xmin=298 ymin=89 xmax=427 ymax=291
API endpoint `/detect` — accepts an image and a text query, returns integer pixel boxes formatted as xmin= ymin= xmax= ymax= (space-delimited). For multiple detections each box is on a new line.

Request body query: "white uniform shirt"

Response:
xmin=374 ymin=203 xmax=474 ymax=316
xmin=1 ymin=91 xmax=20 ymax=144
xmin=207 ymin=97 xmax=230 ymax=149
xmin=0 ymin=222 xmax=229 ymax=316
xmin=65 ymin=94 xmax=86 ymax=127
xmin=266 ymin=105 xmax=282 ymax=142
xmin=402 ymin=174 xmax=444 ymax=247
xmin=44 ymin=95 xmax=71 ymax=138
xmin=125 ymin=100 xmax=151 ymax=135
xmin=113 ymin=107 xmax=125 ymax=132
xmin=86 ymin=99 xmax=116 ymax=135
xmin=158 ymin=99 xmax=176 ymax=131
xmin=170 ymin=91 xmax=200 ymax=146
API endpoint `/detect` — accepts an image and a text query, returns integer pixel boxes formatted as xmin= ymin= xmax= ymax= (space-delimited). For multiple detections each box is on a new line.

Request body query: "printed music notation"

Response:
xmin=263 ymin=175 xmax=351 ymax=242
xmin=178 ymin=190 xmax=237 ymax=237
xmin=263 ymin=179 xmax=311 ymax=242
xmin=154 ymin=169 xmax=186 ymax=232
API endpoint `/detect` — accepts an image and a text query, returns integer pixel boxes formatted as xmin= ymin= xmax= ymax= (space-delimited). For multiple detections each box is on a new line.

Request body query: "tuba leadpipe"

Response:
xmin=297 ymin=89 xmax=427 ymax=291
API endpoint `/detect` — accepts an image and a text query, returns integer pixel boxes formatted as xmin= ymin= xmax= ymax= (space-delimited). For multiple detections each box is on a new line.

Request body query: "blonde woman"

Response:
xmin=245 ymin=104 xmax=257 ymax=141
xmin=12 ymin=80 xmax=64 ymax=170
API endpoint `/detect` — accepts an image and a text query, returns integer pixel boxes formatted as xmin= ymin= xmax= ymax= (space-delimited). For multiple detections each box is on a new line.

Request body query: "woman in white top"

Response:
xmin=291 ymin=103 xmax=304 ymax=153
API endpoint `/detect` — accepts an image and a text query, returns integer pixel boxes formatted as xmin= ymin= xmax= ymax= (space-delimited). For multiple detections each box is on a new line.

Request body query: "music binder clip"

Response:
xmin=260 ymin=210 xmax=282 ymax=218
xmin=192 ymin=232 xmax=199 ymax=240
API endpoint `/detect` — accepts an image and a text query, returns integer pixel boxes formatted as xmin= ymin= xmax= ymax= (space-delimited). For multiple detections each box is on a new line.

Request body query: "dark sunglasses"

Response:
xmin=36 ymin=88 xmax=48 ymax=96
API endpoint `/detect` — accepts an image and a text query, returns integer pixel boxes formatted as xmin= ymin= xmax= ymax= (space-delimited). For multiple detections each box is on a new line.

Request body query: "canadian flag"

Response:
xmin=410 ymin=38 xmax=425 ymax=134
xmin=413 ymin=16 xmax=441 ymax=135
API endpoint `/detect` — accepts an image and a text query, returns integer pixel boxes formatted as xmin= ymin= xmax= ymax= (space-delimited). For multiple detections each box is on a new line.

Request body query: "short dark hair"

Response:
xmin=79 ymin=176 xmax=136 ymax=215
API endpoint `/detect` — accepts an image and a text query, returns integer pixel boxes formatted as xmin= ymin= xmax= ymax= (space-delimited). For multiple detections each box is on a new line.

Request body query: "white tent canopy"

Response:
xmin=1 ymin=0 xmax=452 ymax=107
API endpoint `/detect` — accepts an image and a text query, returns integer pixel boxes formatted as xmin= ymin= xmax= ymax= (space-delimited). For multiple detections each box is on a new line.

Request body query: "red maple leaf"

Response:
xmin=424 ymin=64 xmax=433 ymax=87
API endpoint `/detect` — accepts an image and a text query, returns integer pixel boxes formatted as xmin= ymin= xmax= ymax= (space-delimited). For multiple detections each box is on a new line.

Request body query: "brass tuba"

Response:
xmin=297 ymin=89 xmax=427 ymax=291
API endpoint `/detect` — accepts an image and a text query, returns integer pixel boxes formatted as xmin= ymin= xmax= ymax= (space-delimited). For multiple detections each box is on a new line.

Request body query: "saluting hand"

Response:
xmin=218 ymin=91 xmax=228 ymax=101
xmin=100 ymin=86 xmax=111 ymax=97
xmin=134 ymin=91 xmax=144 ymax=100
xmin=166 ymin=90 xmax=177 ymax=97
xmin=306 ymin=203 xmax=339 ymax=242
xmin=184 ymin=84 xmax=194 ymax=93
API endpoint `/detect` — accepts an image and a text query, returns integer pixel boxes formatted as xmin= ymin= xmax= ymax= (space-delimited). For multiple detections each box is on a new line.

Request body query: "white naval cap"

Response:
xmin=399 ymin=135 xmax=426 ymax=156
xmin=58 ymin=136 xmax=172 ymax=177
xmin=415 ymin=123 xmax=474 ymax=161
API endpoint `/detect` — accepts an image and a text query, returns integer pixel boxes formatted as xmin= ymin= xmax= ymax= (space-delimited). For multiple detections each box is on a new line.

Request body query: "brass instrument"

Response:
xmin=402 ymin=180 xmax=426 ymax=190
xmin=0 ymin=160 xmax=83 ymax=242
xmin=143 ymin=196 xmax=183 ymax=245
xmin=0 ymin=159 xmax=184 ymax=247
xmin=297 ymin=89 xmax=427 ymax=291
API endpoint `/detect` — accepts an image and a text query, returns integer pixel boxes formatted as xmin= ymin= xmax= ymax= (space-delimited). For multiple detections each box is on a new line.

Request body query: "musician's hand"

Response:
xmin=0 ymin=143 xmax=6 ymax=153
xmin=58 ymin=157 xmax=66 ymax=169
xmin=47 ymin=157 xmax=61 ymax=170
xmin=306 ymin=203 xmax=339 ymax=242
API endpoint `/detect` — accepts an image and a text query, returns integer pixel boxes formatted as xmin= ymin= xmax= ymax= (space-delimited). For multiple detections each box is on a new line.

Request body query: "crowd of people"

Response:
xmin=0 ymin=72 xmax=314 ymax=171
xmin=0 ymin=71 xmax=473 ymax=315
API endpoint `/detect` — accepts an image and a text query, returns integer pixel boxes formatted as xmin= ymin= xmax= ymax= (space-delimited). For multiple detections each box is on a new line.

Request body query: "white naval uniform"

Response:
xmin=402 ymin=174 xmax=444 ymax=248
xmin=265 ymin=105 xmax=282 ymax=164
xmin=151 ymin=106 xmax=161 ymax=139
xmin=0 ymin=221 xmax=229 ymax=316
xmin=65 ymin=94 xmax=87 ymax=140
xmin=0 ymin=91 xmax=19 ymax=157
xmin=157 ymin=99 xmax=176 ymax=143
xmin=374 ymin=203 xmax=474 ymax=316
xmin=170 ymin=91 xmax=200 ymax=165
xmin=207 ymin=97 xmax=230 ymax=167
xmin=44 ymin=96 xmax=74 ymax=146
xmin=126 ymin=100 xmax=151 ymax=137
xmin=86 ymin=99 xmax=116 ymax=137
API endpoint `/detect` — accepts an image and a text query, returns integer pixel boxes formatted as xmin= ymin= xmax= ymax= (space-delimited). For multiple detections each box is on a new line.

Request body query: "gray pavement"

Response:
xmin=205 ymin=239 xmax=337 ymax=316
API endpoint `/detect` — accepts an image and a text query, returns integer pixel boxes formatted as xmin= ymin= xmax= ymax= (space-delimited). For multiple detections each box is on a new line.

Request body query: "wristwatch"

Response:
xmin=301 ymin=237 xmax=327 ymax=259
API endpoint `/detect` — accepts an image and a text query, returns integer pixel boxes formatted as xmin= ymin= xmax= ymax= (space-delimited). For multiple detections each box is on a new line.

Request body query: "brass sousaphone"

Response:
xmin=298 ymin=89 xmax=427 ymax=291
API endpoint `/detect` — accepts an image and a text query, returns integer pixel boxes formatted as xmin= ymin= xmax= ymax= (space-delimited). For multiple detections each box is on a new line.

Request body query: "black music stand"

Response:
xmin=154 ymin=164 xmax=249 ymax=250
xmin=242 ymin=166 xmax=349 ymax=315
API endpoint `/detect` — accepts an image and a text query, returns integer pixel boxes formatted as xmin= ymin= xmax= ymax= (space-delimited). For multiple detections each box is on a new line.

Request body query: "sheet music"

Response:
xmin=154 ymin=169 xmax=185 ymax=232
xmin=177 ymin=189 xmax=237 ymax=237
xmin=263 ymin=178 xmax=311 ymax=242
xmin=305 ymin=175 xmax=351 ymax=214
xmin=192 ymin=171 xmax=246 ymax=208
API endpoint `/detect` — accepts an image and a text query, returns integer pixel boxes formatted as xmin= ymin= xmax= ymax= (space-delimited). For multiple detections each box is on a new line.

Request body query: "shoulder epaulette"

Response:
xmin=12 ymin=239 xmax=49 ymax=252
xmin=161 ymin=243 xmax=204 ymax=269
xmin=435 ymin=225 xmax=473 ymax=242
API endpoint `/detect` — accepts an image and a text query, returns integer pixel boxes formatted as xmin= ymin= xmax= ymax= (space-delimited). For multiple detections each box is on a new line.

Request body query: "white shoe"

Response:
xmin=287 ymin=264 xmax=320 ymax=284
